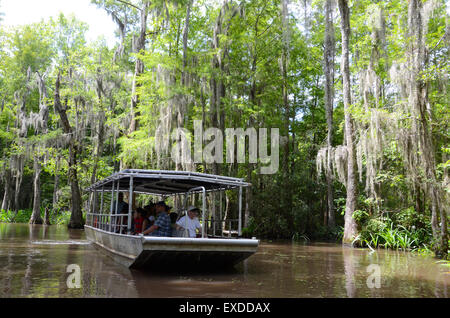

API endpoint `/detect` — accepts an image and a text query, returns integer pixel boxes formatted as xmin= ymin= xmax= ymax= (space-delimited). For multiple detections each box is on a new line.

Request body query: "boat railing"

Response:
xmin=87 ymin=212 xmax=130 ymax=234
xmin=87 ymin=210 xmax=242 ymax=238
xmin=209 ymin=218 xmax=240 ymax=238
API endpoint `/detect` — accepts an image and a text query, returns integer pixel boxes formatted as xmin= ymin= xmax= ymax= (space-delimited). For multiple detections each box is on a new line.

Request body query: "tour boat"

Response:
xmin=84 ymin=169 xmax=259 ymax=270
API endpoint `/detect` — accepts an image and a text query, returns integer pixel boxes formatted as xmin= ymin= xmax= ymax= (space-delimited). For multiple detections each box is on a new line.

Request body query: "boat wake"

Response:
xmin=31 ymin=240 xmax=92 ymax=245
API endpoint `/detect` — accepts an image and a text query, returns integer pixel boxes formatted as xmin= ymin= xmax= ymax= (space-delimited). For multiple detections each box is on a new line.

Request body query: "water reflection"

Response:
xmin=0 ymin=223 xmax=448 ymax=297
xmin=343 ymin=247 xmax=357 ymax=297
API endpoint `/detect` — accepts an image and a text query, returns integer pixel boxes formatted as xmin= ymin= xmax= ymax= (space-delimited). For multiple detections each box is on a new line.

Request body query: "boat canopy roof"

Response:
xmin=85 ymin=169 xmax=250 ymax=195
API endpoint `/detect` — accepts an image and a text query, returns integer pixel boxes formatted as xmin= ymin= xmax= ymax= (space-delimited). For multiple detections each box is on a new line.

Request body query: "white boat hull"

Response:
xmin=85 ymin=225 xmax=259 ymax=270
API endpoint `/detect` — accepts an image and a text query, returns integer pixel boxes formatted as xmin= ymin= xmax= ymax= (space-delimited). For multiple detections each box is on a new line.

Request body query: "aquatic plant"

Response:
xmin=412 ymin=244 xmax=434 ymax=257
xmin=292 ymin=232 xmax=310 ymax=242
xmin=354 ymin=215 xmax=432 ymax=252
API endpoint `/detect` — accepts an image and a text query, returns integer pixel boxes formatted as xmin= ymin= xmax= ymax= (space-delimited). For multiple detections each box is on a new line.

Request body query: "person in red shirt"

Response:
xmin=132 ymin=208 xmax=146 ymax=234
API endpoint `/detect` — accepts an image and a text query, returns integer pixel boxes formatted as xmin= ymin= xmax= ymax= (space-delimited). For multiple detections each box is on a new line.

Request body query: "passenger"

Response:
xmin=112 ymin=192 xmax=128 ymax=213
xmin=132 ymin=208 xmax=146 ymax=234
xmin=169 ymin=211 xmax=178 ymax=236
xmin=112 ymin=192 xmax=129 ymax=233
xmin=169 ymin=211 xmax=178 ymax=224
xmin=176 ymin=206 xmax=202 ymax=238
xmin=129 ymin=210 xmax=136 ymax=233
xmin=130 ymin=208 xmax=138 ymax=233
xmin=142 ymin=201 xmax=172 ymax=237
xmin=142 ymin=203 xmax=156 ymax=231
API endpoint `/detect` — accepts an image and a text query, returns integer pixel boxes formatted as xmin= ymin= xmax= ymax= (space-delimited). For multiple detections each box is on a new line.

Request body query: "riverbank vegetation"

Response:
xmin=0 ymin=208 xmax=71 ymax=225
xmin=0 ymin=0 xmax=448 ymax=259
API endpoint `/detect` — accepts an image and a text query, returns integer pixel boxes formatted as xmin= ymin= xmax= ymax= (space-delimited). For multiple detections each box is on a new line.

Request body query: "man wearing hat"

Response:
xmin=142 ymin=201 xmax=172 ymax=237
xmin=175 ymin=206 xmax=202 ymax=238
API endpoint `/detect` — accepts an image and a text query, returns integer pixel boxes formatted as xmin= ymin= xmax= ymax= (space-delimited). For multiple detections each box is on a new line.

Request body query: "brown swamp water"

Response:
xmin=0 ymin=223 xmax=448 ymax=298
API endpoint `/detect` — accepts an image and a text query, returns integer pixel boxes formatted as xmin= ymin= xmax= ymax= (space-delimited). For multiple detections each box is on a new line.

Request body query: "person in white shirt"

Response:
xmin=176 ymin=206 xmax=202 ymax=238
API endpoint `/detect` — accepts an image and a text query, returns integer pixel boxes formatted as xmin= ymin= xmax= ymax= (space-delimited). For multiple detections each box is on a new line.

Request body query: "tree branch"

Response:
xmin=429 ymin=32 xmax=446 ymax=54
xmin=115 ymin=0 xmax=142 ymax=12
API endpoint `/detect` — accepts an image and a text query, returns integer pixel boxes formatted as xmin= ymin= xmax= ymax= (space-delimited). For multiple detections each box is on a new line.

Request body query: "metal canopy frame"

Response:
xmin=85 ymin=169 xmax=250 ymax=237
xmin=85 ymin=169 xmax=250 ymax=195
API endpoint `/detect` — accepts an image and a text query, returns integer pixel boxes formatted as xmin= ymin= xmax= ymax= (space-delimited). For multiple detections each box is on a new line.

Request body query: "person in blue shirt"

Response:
xmin=142 ymin=201 xmax=172 ymax=237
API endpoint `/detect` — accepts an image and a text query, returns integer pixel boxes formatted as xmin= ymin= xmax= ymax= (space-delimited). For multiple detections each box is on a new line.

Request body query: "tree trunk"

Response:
xmin=176 ymin=0 xmax=193 ymax=172
xmin=1 ymin=168 xmax=12 ymax=212
xmin=129 ymin=2 xmax=149 ymax=134
xmin=13 ymin=157 xmax=23 ymax=213
xmin=67 ymin=139 xmax=83 ymax=229
xmin=414 ymin=183 xmax=423 ymax=214
xmin=52 ymin=155 xmax=60 ymax=214
xmin=324 ymin=0 xmax=335 ymax=228
xmin=1 ymin=187 xmax=8 ymax=211
xmin=43 ymin=206 xmax=50 ymax=225
xmin=244 ymin=12 xmax=260 ymax=229
xmin=407 ymin=0 xmax=448 ymax=259
xmin=281 ymin=0 xmax=292 ymax=214
xmin=29 ymin=157 xmax=43 ymax=224
xmin=182 ymin=0 xmax=192 ymax=87
xmin=209 ymin=2 xmax=239 ymax=176
xmin=90 ymin=71 xmax=106 ymax=214
xmin=54 ymin=73 xmax=84 ymax=229
xmin=338 ymin=0 xmax=358 ymax=244
xmin=210 ymin=5 xmax=224 ymax=176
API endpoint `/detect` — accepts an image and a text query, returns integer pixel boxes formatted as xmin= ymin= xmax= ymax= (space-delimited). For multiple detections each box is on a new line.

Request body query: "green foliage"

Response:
xmin=0 ymin=208 xmax=72 ymax=225
xmin=412 ymin=244 xmax=434 ymax=257
xmin=352 ymin=209 xmax=369 ymax=225
xmin=0 ymin=209 xmax=32 ymax=223
xmin=310 ymin=225 xmax=343 ymax=242
xmin=366 ymin=218 xmax=387 ymax=233
xmin=51 ymin=211 xmax=71 ymax=225
xmin=353 ymin=209 xmax=433 ymax=251
xmin=0 ymin=209 xmax=15 ymax=222
xmin=392 ymin=207 xmax=429 ymax=230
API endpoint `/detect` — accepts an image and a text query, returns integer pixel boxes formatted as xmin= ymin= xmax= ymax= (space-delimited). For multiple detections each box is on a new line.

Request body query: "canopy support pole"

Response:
xmin=219 ymin=190 xmax=223 ymax=236
xmin=202 ymin=187 xmax=206 ymax=238
xmin=88 ymin=191 xmax=93 ymax=226
xmin=100 ymin=186 xmax=104 ymax=229
xmin=93 ymin=189 xmax=98 ymax=226
xmin=128 ymin=176 xmax=133 ymax=234
xmin=109 ymin=181 xmax=115 ymax=232
xmin=183 ymin=186 xmax=206 ymax=238
xmin=115 ymin=180 xmax=120 ymax=233
xmin=238 ymin=186 xmax=242 ymax=237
